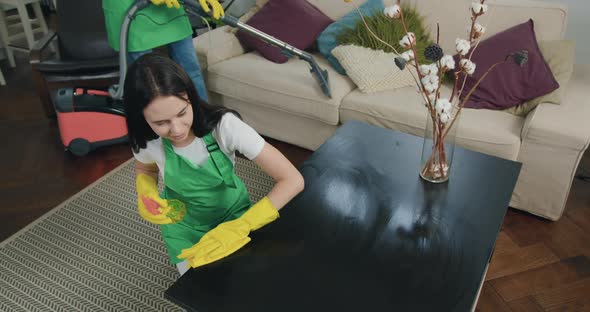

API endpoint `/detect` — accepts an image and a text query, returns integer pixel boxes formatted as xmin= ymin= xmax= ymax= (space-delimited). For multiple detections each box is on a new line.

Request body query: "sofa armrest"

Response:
xmin=512 ymin=65 xmax=590 ymax=220
xmin=193 ymin=25 xmax=246 ymax=70
xmin=523 ymin=65 xmax=590 ymax=150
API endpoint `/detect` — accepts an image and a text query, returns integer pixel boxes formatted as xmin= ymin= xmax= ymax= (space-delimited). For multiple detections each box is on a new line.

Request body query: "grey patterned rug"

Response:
xmin=0 ymin=158 xmax=274 ymax=312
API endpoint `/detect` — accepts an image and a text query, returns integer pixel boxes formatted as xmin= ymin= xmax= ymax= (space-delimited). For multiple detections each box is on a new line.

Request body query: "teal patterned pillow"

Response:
xmin=316 ymin=0 xmax=384 ymax=75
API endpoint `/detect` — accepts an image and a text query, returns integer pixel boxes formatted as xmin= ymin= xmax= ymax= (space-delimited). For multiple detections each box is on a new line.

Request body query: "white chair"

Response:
xmin=0 ymin=16 xmax=7 ymax=85
xmin=0 ymin=0 xmax=48 ymax=68
xmin=0 ymin=67 xmax=5 ymax=86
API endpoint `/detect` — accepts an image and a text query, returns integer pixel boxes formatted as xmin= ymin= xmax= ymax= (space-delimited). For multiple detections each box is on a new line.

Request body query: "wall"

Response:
xmin=534 ymin=0 xmax=590 ymax=64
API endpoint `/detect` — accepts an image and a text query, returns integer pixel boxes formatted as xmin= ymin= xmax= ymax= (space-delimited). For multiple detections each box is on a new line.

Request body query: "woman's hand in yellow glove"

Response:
xmin=177 ymin=197 xmax=279 ymax=268
xmin=136 ymin=174 xmax=174 ymax=224
xmin=150 ymin=0 xmax=180 ymax=9
xmin=139 ymin=196 xmax=174 ymax=224
xmin=198 ymin=0 xmax=225 ymax=19
xmin=177 ymin=218 xmax=252 ymax=268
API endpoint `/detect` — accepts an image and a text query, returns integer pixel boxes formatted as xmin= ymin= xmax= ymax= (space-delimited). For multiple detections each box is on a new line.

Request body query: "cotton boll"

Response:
xmin=421 ymin=75 xmax=438 ymax=94
xmin=473 ymin=23 xmax=486 ymax=39
xmin=421 ymin=74 xmax=439 ymax=86
xmin=440 ymin=55 xmax=455 ymax=71
xmin=419 ymin=64 xmax=434 ymax=75
xmin=401 ymin=50 xmax=415 ymax=61
xmin=422 ymin=74 xmax=440 ymax=95
xmin=399 ymin=33 xmax=416 ymax=49
xmin=426 ymin=75 xmax=437 ymax=85
xmin=439 ymin=111 xmax=451 ymax=124
xmin=384 ymin=5 xmax=401 ymax=18
xmin=455 ymin=38 xmax=471 ymax=56
xmin=471 ymin=2 xmax=488 ymax=15
xmin=459 ymin=59 xmax=476 ymax=75
xmin=424 ymin=83 xmax=437 ymax=94
xmin=429 ymin=63 xmax=439 ymax=75
xmin=421 ymin=75 xmax=439 ymax=94
xmin=435 ymin=98 xmax=452 ymax=115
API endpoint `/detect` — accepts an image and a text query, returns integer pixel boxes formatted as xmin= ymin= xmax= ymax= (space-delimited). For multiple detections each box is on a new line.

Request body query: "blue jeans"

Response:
xmin=128 ymin=36 xmax=208 ymax=102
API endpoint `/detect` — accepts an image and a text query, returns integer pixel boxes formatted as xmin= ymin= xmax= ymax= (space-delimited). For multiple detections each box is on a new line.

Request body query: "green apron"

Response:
xmin=160 ymin=133 xmax=252 ymax=264
xmin=102 ymin=0 xmax=192 ymax=52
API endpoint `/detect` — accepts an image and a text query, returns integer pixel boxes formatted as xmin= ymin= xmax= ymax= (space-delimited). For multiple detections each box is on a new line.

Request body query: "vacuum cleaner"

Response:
xmin=56 ymin=0 xmax=332 ymax=156
xmin=55 ymin=87 xmax=128 ymax=156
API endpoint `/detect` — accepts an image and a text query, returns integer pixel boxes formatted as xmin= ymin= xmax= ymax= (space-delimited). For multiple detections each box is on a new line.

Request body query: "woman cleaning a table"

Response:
xmin=124 ymin=53 xmax=304 ymax=275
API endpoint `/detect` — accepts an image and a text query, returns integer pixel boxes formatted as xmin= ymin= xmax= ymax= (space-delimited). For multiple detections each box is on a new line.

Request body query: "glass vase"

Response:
xmin=419 ymin=107 xmax=460 ymax=183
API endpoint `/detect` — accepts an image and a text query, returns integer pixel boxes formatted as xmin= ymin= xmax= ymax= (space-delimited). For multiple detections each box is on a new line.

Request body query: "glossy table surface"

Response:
xmin=165 ymin=121 xmax=522 ymax=312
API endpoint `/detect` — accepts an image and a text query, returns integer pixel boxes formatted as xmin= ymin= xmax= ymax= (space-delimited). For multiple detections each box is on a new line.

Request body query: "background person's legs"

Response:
xmin=168 ymin=36 xmax=208 ymax=102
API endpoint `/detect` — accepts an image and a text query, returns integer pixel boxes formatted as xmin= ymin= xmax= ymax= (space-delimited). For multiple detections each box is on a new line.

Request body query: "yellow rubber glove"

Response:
xmin=150 ymin=0 xmax=180 ymax=9
xmin=177 ymin=196 xmax=279 ymax=268
xmin=198 ymin=0 xmax=225 ymax=19
xmin=136 ymin=174 xmax=174 ymax=224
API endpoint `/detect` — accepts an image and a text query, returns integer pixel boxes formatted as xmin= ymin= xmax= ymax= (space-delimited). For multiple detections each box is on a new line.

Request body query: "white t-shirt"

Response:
xmin=133 ymin=113 xmax=265 ymax=179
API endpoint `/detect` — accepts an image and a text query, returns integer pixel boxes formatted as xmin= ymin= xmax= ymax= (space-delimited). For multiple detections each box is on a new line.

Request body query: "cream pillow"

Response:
xmin=504 ymin=40 xmax=575 ymax=116
xmin=332 ymin=44 xmax=415 ymax=93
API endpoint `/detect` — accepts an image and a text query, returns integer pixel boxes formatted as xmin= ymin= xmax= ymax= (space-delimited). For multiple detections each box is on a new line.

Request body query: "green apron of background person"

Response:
xmin=160 ymin=133 xmax=252 ymax=264
xmin=102 ymin=0 xmax=192 ymax=52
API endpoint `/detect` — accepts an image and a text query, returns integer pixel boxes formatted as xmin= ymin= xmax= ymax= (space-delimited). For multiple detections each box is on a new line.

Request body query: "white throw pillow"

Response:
xmin=332 ymin=44 xmax=415 ymax=93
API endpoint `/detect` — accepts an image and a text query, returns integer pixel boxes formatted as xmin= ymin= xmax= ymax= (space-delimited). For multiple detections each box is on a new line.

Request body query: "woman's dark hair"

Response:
xmin=123 ymin=53 xmax=239 ymax=153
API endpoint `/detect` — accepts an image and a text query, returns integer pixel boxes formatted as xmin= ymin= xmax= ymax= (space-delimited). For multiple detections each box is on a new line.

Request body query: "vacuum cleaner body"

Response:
xmin=55 ymin=88 xmax=128 ymax=156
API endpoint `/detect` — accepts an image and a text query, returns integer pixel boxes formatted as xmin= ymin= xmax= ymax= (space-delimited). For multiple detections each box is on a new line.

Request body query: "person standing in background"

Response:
xmin=102 ymin=0 xmax=224 ymax=101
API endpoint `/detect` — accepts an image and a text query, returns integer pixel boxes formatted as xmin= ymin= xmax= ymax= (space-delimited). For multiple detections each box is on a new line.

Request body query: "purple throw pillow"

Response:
xmin=236 ymin=0 xmax=333 ymax=64
xmin=457 ymin=19 xmax=559 ymax=110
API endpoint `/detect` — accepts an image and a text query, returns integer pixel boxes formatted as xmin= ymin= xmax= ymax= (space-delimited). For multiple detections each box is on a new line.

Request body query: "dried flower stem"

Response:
xmin=398 ymin=4 xmax=444 ymax=179
xmin=449 ymin=72 xmax=461 ymax=103
xmin=399 ymin=5 xmax=446 ymax=179
xmin=398 ymin=6 xmax=435 ymax=115
xmin=444 ymin=55 xmax=511 ymax=139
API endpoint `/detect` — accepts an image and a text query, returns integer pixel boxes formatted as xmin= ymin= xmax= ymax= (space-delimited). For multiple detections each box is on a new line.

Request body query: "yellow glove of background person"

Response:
xmin=198 ymin=0 xmax=224 ymax=19
xmin=136 ymin=174 xmax=173 ymax=224
xmin=150 ymin=0 xmax=180 ymax=9
xmin=177 ymin=196 xmax=279 ymax=268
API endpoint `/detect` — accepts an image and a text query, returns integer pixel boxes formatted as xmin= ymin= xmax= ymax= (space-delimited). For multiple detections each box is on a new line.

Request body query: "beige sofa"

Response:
xmin=193 ymin=0 xmax=590 ymax=221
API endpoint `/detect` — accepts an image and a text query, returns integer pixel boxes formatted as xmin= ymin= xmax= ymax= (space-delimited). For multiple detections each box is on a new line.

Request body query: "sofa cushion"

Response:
xmin=340 ymin=85 xmax=524 ymax=160
xmin=236 ymin=0 xmax=332 ymax=64
xmin=316 ymin=0 xmax=384 ymax=75
xmin=402 ymin=0 xmax=567 ymax=54
xmin=254 ymin=0 xmax=373 ymax=24
xmin=194 ymin=26 xmax=245 ymax=68
xmin=458 ymin=19 xmax=559 ymax=110
xmin=207 ymin=52 xmax=356 ymax=125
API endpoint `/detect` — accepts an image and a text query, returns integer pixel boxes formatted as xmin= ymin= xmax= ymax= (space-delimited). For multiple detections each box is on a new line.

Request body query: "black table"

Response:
xmin=165 ymin=121 xmax=522 ymax=312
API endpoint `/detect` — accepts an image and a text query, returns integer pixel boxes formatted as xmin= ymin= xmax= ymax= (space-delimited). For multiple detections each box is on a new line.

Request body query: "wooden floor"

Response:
xmin=1 ymin=50 xmax=590 ymax=311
